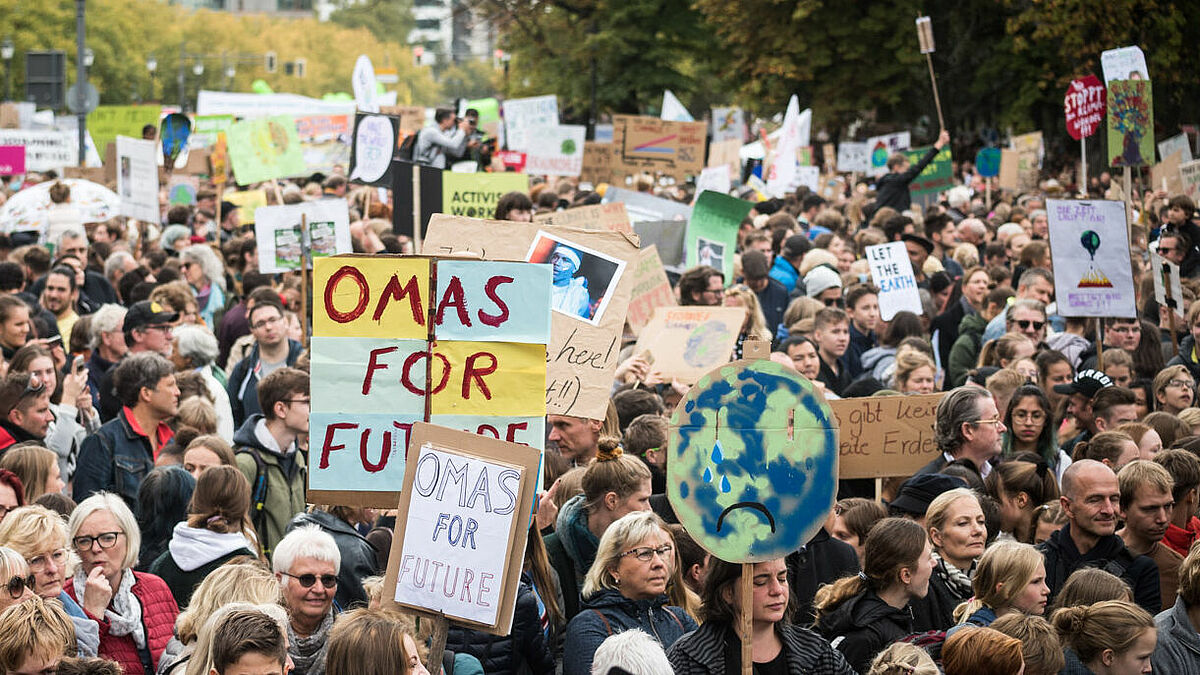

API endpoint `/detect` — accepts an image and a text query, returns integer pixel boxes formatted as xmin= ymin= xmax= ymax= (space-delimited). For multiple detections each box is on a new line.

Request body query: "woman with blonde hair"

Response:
xmin=911 ymin=488 xmax=986 ymax=632
xmin=326 ymin=607 xmax=427 ymax=675
xmin=723 ymin=285 xmax=772 ymax=358
xmin=181 ymin=436 xmax=235 ymax=479
xmin=1115 ymin=422 xmax=1163 ymax=461
xmin=182 ymin=603 xmax=289 ymax=675
xmin=0 ymin=545 xmax=34 ymax=613
xmin=866 ymin=642 xmax=938 ymax=675
xmin=894 ymin=350 xmax=936 ymax=394
xmin=0 ymin=444 xmax=64 ymax=502
xmin=978 ymin=332 xmax=1035 ymax=369
xmin=1053 ymin=600 xmax=1155 ymax=674
xmin=951 ymin=541 xmax=1049 ymax=628
xmin=562 ymin=511 xmax=695 ymax=675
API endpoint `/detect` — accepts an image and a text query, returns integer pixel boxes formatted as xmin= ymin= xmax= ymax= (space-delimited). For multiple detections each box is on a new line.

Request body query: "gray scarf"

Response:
xmin=287 ymin=610 xmax=334 ymax=675
xmin=931 ymin=550 xmax=974 ymax=598
xmin=73 ymin=568 xmax=145 ymax=650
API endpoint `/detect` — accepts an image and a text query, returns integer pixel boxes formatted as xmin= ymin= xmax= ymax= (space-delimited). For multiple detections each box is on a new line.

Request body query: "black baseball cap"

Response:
xmin=901 ymin=233 xmax=935 ymax=254
xmin=889 ymin=473 xmax=968 ymax=516
xmin=124 ymin=300 xmax=178 ymax=334
xmin=1052 ymin=368 xmax=1112 ymax=398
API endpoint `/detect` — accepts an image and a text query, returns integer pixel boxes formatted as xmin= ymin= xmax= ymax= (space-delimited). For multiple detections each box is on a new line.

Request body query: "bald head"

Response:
xmin=1062 ymin=459 xmax=1117 ymax=501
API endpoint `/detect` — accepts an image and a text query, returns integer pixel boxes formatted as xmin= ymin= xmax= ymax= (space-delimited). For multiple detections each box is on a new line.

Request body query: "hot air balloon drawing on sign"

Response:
xmin=1078 ymin=230 xmax=1114 ymax=288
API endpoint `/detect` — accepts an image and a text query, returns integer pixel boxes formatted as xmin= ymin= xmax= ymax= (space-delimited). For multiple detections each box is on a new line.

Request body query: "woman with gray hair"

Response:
xmin=273 ymin=524 xmax=342 ymax=675
xmin=561 ymin=511 xmax=696 ymax=675
xmin=179 ymin=245 xmax=227 ymax=328
xmin=172 ymin=324 xmax=233 ymax=440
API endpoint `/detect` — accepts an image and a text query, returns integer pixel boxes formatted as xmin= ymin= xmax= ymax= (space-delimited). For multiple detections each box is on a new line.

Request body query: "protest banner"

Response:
xmin=711 ymin=107 xmax=746 ymax=144
xmin=1047 ymin=199 xmax=1136 ymax=318
xmin=632 ymin=221 xmax=686 ymax=272
xmin=378 ymin=105 xmax=426 ymax=138
xmin=1100 ymin=45 xmax=1149 ymax=83
xmin=226 ymin=115 xmax=306 ymax=185
xmin=1152 ymin=150 xmax=1184 ymax=196
xmin=352 ymin=55 xmax=379 ymax=113
xmin=837 ymin=142 xmax=870 ymax=173
xmin=611 ymin=115 xmax=706 ymax=181
xmin=1011 ymin=131 xmax=1044 ymax=192
xmin=502 ymin=95 xmax=558 ymax=153
xmin=223 ymin=189 xmax=268 ymax=224
xmin=625 ymin=245 xmax=677 ymax=334
xmin=210 ymin=134 xmax=228 ymax=186
xmin=1182 ymin=160 xmax=1200 ymax=202
xmin=533 ymin=202 xmax=631 ymax=233
xmin=0 ymin=103 xmax=19 ymax=129
xmin=190 ymin=114 xmax=234 ymax=150
xmin=706 ymin=138 xmax=742 ymax=183
xmin=1159 ymin=133 xmax=1192 ymax=164
xmin=866 ymin=132 xmax=911 ymax=176
xmin=580 ymin=142 xmax=617 ymax=185
xmin=0 ymin=130 xmax=75 ymax=172
xmin=900 ymin=145 xmax=953 ymax=201
xmin=296 ymin=115 xmax=352 ymax=175
xmin=867 ymin=242 xmax=923 ymax=320
xmin=634 ymin=306 xmax=743 ymax=383
xmin=831 ymin=393 xmax=942 ymax=479
xmin=696 ymin=165 xmax=731 ymax=197
xmin=668 ymin=355 xmax=837 ymax=562
xmin=348 ymin=113 xmax=399 ymax=187
xmin=818 ymin=175 xmax=846 ymax=202
xmin=254 ymin=199 xmax=353 ymax=274
xmin=686 ymin=191 xmax=753 ymax=281
xmin=525 ymin=124 xmax=586 ymax=177
xmin=1064 ymin=76 xmax=1106 ymax=141
xmin=495 ymin=150 xmax=527 ymax=173
xmin=1107 ymin=80 xmax=1153 ymax=168
xmin=0 ymin=146 xmax=24 ymax=175
xmin=1151 ymin=250 xmax=1184 ymax=320
xmin=383 ymin=422 xmax=538 ymax=634
xmin=167 ymin=175 xmax=198 ymax=206
xmin=116 ymin=136 xmax=160 ymax=223
xmin=602 ymin=186 xmax=692 ymax=224
xmin=975 ymin=148 xmax=1001 ymax=178
xmin=309 ymin=255 xmax=552 ymax=507
xmin=661 ymin=89 xmax=693 ymax=122
xmin=422 ymin=216 xmax=638 ymax=421
xmin=87 ymin=106 xmax=162 ymax=160
xmin=442 ymin=172 xmax=529 ymax=218
xmin=197 ymin=90 xmax=356 ymax=118
xmin=998 ymin=149 xmax=1020 ymax=190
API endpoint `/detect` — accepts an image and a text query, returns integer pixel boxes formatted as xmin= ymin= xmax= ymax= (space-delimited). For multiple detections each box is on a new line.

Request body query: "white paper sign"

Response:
xmin=196 ymin=91 xmax=356 ymax=118
xmin=1100 ymin=46 xmax=1149 ymax=84
xmin=1159 ymin=133 xmax=1192 ymax=164
xmin=797 ymin=166 xmax=820 ymax=192
xmin=352 ymin=55 xmax=379 ymax=113
xmin=1150 ymin=250 xmax=1185 ymax=319
xmin=711 ymin=107 xmax=746 ymax=144
xmin=1046 ymin=199 xmax=1136 ymax=318
xmin=255 ymin=199 xmax=353 ymax=274
xmin=866 ymin=242 xmax=923 ymax=320
xmin=394 ymin=445 xmax=522 ymax=626
xmin=1181 ymin=160 xmax=1200 ymax=202
xmin=525 ymin=124 xmax=586 ymax=177
xmin=866 ymin=132 xmax=912 ymax=176
xmin=0 ymin=130 xmax=76 ymax=172
xmin=837 ymin=142 xmax=870 ymax=173
xmin=661 ymin=90 xmax=693 ymax=122
xmin=767 ymin=95 xmax=803 ymax=198
xmin=349 ymin=115 xmax=394 ymax=184
xmin=502 ymin=95 xmax=558 ymax=153
xmin=695 ymin=165 xmax=731 ymax=196
xmin=116 ymin=136 xmax=159 ymax=222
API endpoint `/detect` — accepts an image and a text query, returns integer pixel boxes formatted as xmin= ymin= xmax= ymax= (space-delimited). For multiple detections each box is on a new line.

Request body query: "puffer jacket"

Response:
xmin=445 ymin=574 xmax=555 ymax=675
xmin=668 ymin=621 xmax=854 ymax=675
xmin=65 ymin=571 xmax=179 ymax=675
xmin=543 ymin=494 xmax=597 ymax=620
xmin=1153 ymin=596 xmax=1200 ymax=673
xmin=814 ymin=589 xmax=914 ymax=674
xmin=288 ymin=510 xmax=378 ymax=610
xmin=947 ymin=312 xmax=988 ymax=388
xmin=561 ymin=588 xmax=696 ymax=675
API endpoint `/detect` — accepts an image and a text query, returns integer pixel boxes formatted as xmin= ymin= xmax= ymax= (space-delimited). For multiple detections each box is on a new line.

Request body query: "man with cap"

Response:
xmin=902 ymin=233 xmax=934 ymax=288
xmin=1055 ymin=369 xmax=1113 ymax=457
xmin=740 ymin=250 xmax=788 ymax=337
xmin=0 ymin=372 xmax=54 ymax=455
xmin=804 ymin=265 xmax=843 ymax=308
xmin=871 ymin=129 xmax=950 ymax=214
xmin=769 ymin=234 xmax=809 ymax=294
xmin=219 ymin=201 xmax=241 ymax=244
xmin=549 ymin=244 xmax=590 ymax=319
xmin=888 ymin=473 xmax=969 ymax=526
xmin=916 ymin=386 xmax=1005 ymax=478
xmin=97 ymin=300 xmax=178 ymax=422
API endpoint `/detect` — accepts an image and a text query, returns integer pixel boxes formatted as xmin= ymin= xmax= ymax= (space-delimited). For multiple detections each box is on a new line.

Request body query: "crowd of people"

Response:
xmin=0 ymin=125 xmax=1194 ymax=675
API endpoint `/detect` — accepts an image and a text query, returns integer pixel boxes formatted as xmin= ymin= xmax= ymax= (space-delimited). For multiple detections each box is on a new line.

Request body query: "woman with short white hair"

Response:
xmin=179 ymin=245 xmax=227 ymax=328
xmin=273 ymin=524 xmax=341 ymax=675
xmin=172 ymin=324 xmax=233 ymax=440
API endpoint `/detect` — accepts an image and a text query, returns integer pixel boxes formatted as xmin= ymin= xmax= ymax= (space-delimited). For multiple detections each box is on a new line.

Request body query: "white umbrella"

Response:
xmin=0 ymin=178 xmax=122 ymax=234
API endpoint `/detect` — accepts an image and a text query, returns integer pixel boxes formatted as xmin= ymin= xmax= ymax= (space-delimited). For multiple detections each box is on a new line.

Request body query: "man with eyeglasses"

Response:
xmin=0 ymin=373 xmax=54 ymax=455
xmin=272 ymin=525 xmax=341 ymax=675
xmin=227 ymin=298 xmax=304 ymax=428
xmin=1075 ymin=317 xmax=1142 ymax=373
xmin=917 ymin=386 xmax=1005 ymax=479
xmin=97 ymin=300 xmax=178 ymax=422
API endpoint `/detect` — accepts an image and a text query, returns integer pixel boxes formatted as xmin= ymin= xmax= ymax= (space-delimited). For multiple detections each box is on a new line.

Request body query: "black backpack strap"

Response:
xmin=441 ymin=650 xmax=455 ymax=675
xmin=236 ymin=446 xmax=270 ymax=552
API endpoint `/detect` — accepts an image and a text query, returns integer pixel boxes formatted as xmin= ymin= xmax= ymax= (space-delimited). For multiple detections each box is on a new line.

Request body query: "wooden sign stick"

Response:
xmin=423 ymin=611 xmax=450 ymax=675
xmin=737 ymin=339 xmax=771 ymax=675
xmin=299 ymin=213 xmax=310 ymax=347
xmin=1096 ymin=317 xmax=1105 ymax=371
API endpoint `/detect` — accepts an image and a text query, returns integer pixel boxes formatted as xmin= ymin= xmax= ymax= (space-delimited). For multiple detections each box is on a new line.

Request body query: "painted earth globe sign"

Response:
xmin=667 ymin=358 xmax=838 ymax=563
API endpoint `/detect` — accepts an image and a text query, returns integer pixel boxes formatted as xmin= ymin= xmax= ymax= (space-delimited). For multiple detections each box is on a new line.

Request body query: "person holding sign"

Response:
xmin=872 ymin=130 xmax=950 ymax=214
xmin=561 ymin=511 xmax=696 ymax=675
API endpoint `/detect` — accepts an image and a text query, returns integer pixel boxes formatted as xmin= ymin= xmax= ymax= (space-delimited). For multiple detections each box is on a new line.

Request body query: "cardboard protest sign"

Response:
xmin=296 ymin=115 xmax=351 ymax=174
xmin=866 ymin=132 xmax=911 ymax=176
xmin=611 ymin=115 xmax=706 ymax=181
xmin=901 ymin=146 xmax=953 ymax=198
xmin=632 ymin=221 xmax=686 ymax=271
xmin=837 ymin=142 xmax=870 ymax=173
xmin=1181 ymin=160 xmax=1200 ymax=203
xmin=706 ymin=138 xmax=741 ymax=183
xmin=422 ymin=216 xmax=637 ymax=420
xmin=867 ymin=242 xmax=923 ymax=320
xmin=0 ymin=130 xmax=75 ymax=172
xmin=1100 ymin=45 xmax=1149 ymax=83
xmin=818 ymin=175 xmax=846 ymax=202
xmin=625 ymin=245 xmax=677 ymax=334
xmin=383 ymin=423 xmax=538 ymax=634
xmin=1064 ymin=76 xmax=1106 ymax=141
xmin=533 ymin=202 xmax=631 ymax=233
xmin=310 ymin=255 xmax=552 ymax=506
xmin=998 ymin=149 xmax=1020 ymax=190
xmin=390 ymin=162 xmax=442 ymax=240
xmin=116 ymin=136 xmax=160 ymax=223
xmin=87 ymin=106 xmax=162 ymax=160
xmin=226 ymin=115 xmax=306 ymax=184
xmin=526 ymin=125 xmax=586 ymax=177
xmin=580 ymin=142 xmax=618 ymax=185
xmin=349 ymin=113 xmax=399 ymax=187
xmin=1046 ymin=199 xmax=1136 ymax=318
xmin=695 ymin=165 xmax=731 ymax=197
xmin=210 ymin=134 xmax=228 ymax=186
xmin=442 ymin=172 xmax=530 ymax=218
xmin=1011 ymin=132 xmax=1044 ymax=192
xmin=831 ymin=394 xmax=942 ymax=479
xmin=668 ymin=357 xmax=838 ymax=562
xmin=198 ymin=90 xmax=355 ymax=118
xmin=378 ymin=105 xmax=425 ymax=138
xmin=686 ymin=191 xmax=753 ymax=281
xmin=502 ymin=95 xmax=558 ymax=153
xmin=254 ymin=199 xmax=353 ymax=274
xmin=633 ymin=306 xmax=743 ymax=383
xmin=1107 ymin=80 xmax=1153 ymax=168
xmin=160 ymin=113 xmax=192 ymax=167
xmin=603 ymin=186 xmax=692 ymax=224
xmin=224 ymin=189 xmax=268 ymax=224
xmin=167 ymin=175 xmax=198 ymax=206
xmin=1152 ymin=150 xmax=1184 ymax=196
xmin=0 ymin=147 xmax=24 ymax=176
xmin=352 ymin=55 xmax=379 ymax=113
xmin=1159 ymin=133 xmax=1192 ymax=164
xmin=191 ymin=114 xmax=234 ymax=150
xmin=1151 ymin=251 xmax=1184 ymax=319
xmin=711 ymin=107 xmax=746 ymax=144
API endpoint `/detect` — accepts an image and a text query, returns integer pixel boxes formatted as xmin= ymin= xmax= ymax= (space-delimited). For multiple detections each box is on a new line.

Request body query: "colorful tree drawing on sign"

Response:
xmin=1078 ymin=230 xmax=1112 ymax=288
xmin=1107 ymin=80 xmax=1153 ymax=168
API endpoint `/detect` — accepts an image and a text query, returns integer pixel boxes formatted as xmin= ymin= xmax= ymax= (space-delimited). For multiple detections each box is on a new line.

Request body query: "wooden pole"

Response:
xmin=423 ymin=615 xmax=449 ymax=675
xmin=271 ymin=178 xmax=284 ymax=205
xmin=1096 ymin=317 xmax=1105 ymax=371
xmin=413 ymin=165 xmax=423 ymax=252
xmin=739 ymin=563 xmax=753 ymax=675
xmin=985 ymin=176 xmax=992 ymax=211
xmin=214 ymin=185 xmax=223 ymax=237
xmin=924 ymin=53 xmax=946 ymax=131
xmin=1169 ymin=307 xmax=1180 ymax=358
xmin=299 ymin=213 xmax=310 ymax=348
xmin=363 ymin=185 xmax=372 ymax=220
xmin=1080 ymin=136 xmax=1087 ymax=197
xmin=875 ymin=477 xmax=883 ymax=502
xmin=1123 ymin=166 xmax=1134 ymax=238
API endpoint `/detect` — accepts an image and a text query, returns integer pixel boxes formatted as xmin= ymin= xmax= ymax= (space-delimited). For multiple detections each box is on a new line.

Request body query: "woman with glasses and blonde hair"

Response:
xmin=723 ymin=285 xmax=772 ymax=359
xmin=1154 ymin=364 xmax=1195 ymax=416
xmin=65 ymin=492 xmax=179 ymax=675
xmin=561 ymin=510 xmax=697 ymax=675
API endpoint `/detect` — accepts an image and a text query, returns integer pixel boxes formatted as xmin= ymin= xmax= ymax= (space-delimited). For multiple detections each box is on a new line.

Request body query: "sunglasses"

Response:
xmin=1013 ymin=319 xmax=1045 ymax=331
xmin=822 ymin=297 xmax=845 ymax=308
xmin=4 ymin=574 xmax=34 ymax=599
xmin=282 ymin=572 xmax=338 ymax=589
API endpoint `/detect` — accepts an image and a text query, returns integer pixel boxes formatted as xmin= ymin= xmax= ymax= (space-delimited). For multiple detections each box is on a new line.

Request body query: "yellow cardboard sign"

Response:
xmin=430 ymin=341 xmax=547 ymax=416
xmin=314 ymin=257 xmax=430 ymax=339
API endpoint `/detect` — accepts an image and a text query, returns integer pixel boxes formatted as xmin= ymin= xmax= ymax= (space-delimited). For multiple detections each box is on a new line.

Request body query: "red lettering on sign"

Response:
xmin=319 ymin=422 xmax=358 ymax=468
xmin=462 ymin=352 xmax=497 ymax=399
xmin=362 ymin=347 xmax=399 ymax=395
xmin=374 ymin=273 xmax=425 ymax=325
xmin=436 ymin=276 xmax=471 ymax=328
xmin=324 ymin=267 xmax=369 ymax=323
xmin=476 ymin=424 xmax=500 ymax=438
xmin=401 ymin=350 xmax=451 ymax=396
xmin=478 ymin=275 xmax=513 ymax=327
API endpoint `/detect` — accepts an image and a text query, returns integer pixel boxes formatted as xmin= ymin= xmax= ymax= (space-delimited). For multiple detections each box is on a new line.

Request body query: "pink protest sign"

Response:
xmin=0 ymin=146 xmax=25 ymax=175
xmin=1065 ymin=75 xmax=1106 ymax=140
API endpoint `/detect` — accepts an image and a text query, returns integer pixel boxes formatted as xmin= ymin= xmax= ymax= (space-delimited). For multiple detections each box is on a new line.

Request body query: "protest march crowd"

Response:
xmin=0 ymin=57 xmax=1195 ymax=675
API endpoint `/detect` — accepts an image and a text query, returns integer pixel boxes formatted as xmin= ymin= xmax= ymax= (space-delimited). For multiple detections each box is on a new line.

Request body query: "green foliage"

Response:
xmin=328 ymin=0 xmax=415 ymax=47
xmin=437 ymin=59 xmax=500 ymax=101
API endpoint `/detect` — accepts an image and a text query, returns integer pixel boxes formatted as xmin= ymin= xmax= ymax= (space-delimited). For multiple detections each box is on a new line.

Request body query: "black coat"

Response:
xmin=669 ymin=621 xmax=854 ymax=675
xmin=814 ymin=590 xmax=914 ymax=675
xmin=786 ymin=528 xmax=860 ymax=625
xmin=445 ymin=574 xmax=556 ymax=675
xmin=1038 ymin=523 xmax=1161 ymax=615
xmin=287 ymin=510 xmax=379 ymax=610
xmin=872 ymin=146 xmax=940 ymax=214
xmin=909 ymin=566 xmax=971 ymax=632
xmin=931 ymin=297 xmax=974 ymax=374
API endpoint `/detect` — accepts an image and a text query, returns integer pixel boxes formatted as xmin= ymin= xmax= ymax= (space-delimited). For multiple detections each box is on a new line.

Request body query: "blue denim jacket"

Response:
xmin=73 ymin=409 xmax=163 ymax=507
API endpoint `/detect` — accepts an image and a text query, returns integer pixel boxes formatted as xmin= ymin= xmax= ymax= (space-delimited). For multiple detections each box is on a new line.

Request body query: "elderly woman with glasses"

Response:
xmin=179 ymin=245 xmax=227 ymax=329
xmin=0 ymin=545 xmax=35 ymax=613
xmin=273 ymin=525 xmax=342 ymax=675
xmin=64 ymin=492 xmax=179 ymax=675
xmin=561 ymin=510 xmax=697 ymax=675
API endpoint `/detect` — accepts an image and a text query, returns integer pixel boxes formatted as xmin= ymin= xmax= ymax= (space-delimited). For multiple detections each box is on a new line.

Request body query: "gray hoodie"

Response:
xmin=1153 ymin=596 xmax=1200 ymax=673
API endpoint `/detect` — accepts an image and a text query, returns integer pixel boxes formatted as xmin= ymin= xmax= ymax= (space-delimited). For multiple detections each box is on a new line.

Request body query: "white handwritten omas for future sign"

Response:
xmin=1046 ymin=199 xmax=1136 ymax=319
xmin=394 ymin=444 xmax=523 ymax=625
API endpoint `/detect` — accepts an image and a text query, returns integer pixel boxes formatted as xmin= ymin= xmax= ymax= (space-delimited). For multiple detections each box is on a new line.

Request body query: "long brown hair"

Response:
xmin=523 ymin=524 xmax=563 ymax=630
xmin=813 ymin=518 xmax=927 ymax=620
xmin=187 ymin=465 xmax=261 ymax=557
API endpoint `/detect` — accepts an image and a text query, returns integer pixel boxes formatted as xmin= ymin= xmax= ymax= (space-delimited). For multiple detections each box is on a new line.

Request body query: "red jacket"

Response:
xmin=65 ymin=571 xmax=179 ymax=675
xmin=1163 ymin=517 xmax=1200 ymax=557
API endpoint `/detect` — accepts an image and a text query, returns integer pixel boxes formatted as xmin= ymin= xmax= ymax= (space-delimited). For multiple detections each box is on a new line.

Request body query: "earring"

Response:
xmin=613 ymin=576 xmax=621 ymax=586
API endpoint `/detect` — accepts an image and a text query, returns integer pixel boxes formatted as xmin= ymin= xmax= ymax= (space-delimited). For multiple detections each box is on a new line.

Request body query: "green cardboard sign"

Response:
xmin=441 ymin=172 xmax=530 ymax=219
xmin=686 ymin=191 xmax=753 ymax=281
xmin=87 ymin=106 xmax=162 ymax=158
xmin=226 ymin=115 xmax=307 ymax=185
xmin=902 ymin=145 xmax=954 ymax=197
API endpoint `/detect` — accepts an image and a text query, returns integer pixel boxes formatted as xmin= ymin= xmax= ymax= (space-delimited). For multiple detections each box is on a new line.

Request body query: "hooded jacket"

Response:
xmin=288 ymin=510 xmax=379 ymax=610
xmin=1153 ymin=596 xmax=1200 ymax=673
xmin=667 ymin=621 xmax=854 ymax=675
xmin=445 ymin=573 xmax=556 ymax=675
xmin=947 ymin=312 xmax=989 ymax=388
xmin=233 ymin=415 xmax=307 ymax=555
xmin=542 ymin=494 xmax=597 ymax=620
xmin=1046 ymin=331 xmax=1093 ymax=370
xmin=226 ymin=339 xmax=304 ymax=429
xmin=561 ymin=588 xmax=696 ymax=675
xmin=148 ymin=523 xmax=256 ymax=609
xmin=814 ymin=590 xmax=914 ymax=675
xmin=1168 ymin=335 xmax=1200 ymax=380
xmin=1038 ymin=523 xmax=1161 ymax=615
xmin=858 ymin=346 xmax=897 ymax=385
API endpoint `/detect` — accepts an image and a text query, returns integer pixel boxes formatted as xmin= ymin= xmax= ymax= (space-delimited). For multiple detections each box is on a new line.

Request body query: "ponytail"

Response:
xmin=814 ymin=518 xmax=926 ymax=621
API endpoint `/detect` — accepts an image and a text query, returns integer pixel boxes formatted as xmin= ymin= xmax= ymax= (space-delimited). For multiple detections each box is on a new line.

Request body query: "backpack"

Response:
xmin=236 ymin=445 xmax=271 ymax=553
xmin=398 ymin=130 xmax=421 ymax=161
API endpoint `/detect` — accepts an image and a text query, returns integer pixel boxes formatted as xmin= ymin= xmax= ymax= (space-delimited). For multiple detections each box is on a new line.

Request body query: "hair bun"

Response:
xmin=595 ymin=436 xmax=623 ymax=462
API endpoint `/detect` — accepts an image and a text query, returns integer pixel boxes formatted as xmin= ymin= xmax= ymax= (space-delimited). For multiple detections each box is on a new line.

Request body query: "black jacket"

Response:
xmin=818 ymin=356 xmax=851 ymax=397
xmin=909 ymin=566 xmax=971 ymax=633
xmin=1168 ymin=335 xmax=1200 ymax=380
xmin=445 ymin=574 xmax=556 ymax=675
xmin=814 ymin=590 xmax=914 ymax=675
xmin=872 ymin=146 xmax=940 ymax=214
xmin=669 ymin=621 xmax=853 ymax=675
xmin=931 ymin=297 xmax=974 ymax=374
xmin=287 ymin=510 xmax=378 ymax=610
xmin=786 ymin=528 xmax=859 ymax=625
xmin=1038 ymin=523 xmax=1161 ymax=614
xmin=227 ymin=340 xmax=304 ymax=428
